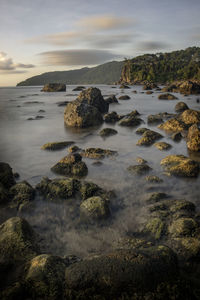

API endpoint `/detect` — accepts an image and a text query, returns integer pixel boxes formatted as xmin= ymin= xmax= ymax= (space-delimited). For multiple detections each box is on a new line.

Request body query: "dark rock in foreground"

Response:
xmin=42 ymin=83 xmax=66 ymax=92
xmin=0 ymin=162 xmax=16 ymax=189
xmin=77 ymin=87 xmax=108 ymax=113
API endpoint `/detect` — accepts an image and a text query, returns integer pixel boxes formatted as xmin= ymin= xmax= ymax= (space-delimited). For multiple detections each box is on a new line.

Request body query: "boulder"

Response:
xmin=51 ymin=153 xmax=88 ymax=177
xmin=9 ymin=181 xmax=35 ymax=209
xmin=80 ymin=196 xmax=110 ymax=220
xmin=187 ymin=124 xmax=200 ymax=151
xmin=105 ymin=95 xmax=118 ymax=104
xmin=179 ymin=109 xmax=200 ymax=125
xmin=80 ymin=181 xmax=105 ymax=200
xmin=168 ymin=218 xmax=198 ymax=237
xmin=158 ymin=93 xmax=178 ymax=100
xmin=178 ymin=80 xmax=200 ymax=95
xmin=118 ymin=95 xmax=130 ymax=100
xmin=104 ymin=111 xmax=121 ymax=123
xmin=153 ymin=142 xmax=172 ymax=151
xmin=127 ymin=164 xmax=152 ymax=175
xmin=160 ymin=155 xmax=199 ymax=177
xmin=99 ymin=128 xmax=118 ymax=137
xmin=81 ymin=148 xmax=117 ymax=159
xmin=158 ymin=118 xmax=187 ymax=132
xmin=174 ymin=102 xmax=189 ymax=113
xmin=77 ymin=87 xmax=108 ymax=113
xmin=145 ymin=175 xmax=163 ymax=183
xmin=136 ymin=130 xmax=163 ymax=146
xmin=135 ymin=127 xmax=149 ymax=135
xmin=146 ymin=192 xmax=168 ymax=204
xmin=41 ymin=83 xmax=66 ymax=92
xmin=118 ymin=115 xmax=143 ymax=127
xmin=144 ymin=217 xmax=165 ymax=240
xmin=0 ymin=162 xmax=15 ymax=189
xmin=147 ymin=114 xmax=163 ymax=125
xmin=41 ymin=141 xmax=74 ymax=150
xmin=64 ymin=100 xmax=103 ymax=128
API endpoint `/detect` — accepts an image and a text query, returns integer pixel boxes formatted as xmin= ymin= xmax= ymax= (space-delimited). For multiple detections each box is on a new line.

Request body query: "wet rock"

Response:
xmin=41 ymin=141 xmax=74 ymax=150
xmin=64 ymin=99 xmax=103 ymax=128
xmin=144 ymin=218 xmax=165 ymax=240
xmin=56 ymin=100 xmax=69 ymax=107
xmin=9 ymin=181 xmax=35 ymax=209
xmin=146 ymin=91 xmax=153 ymax=94
xmin=146 ymin=192 xmax=168 ymax=204
xmin=65 ymin=246 xmax=179 ymax=299
xmin=0 ymin=183 xmax=9 ymax=205
xmin=99 ymin=128 xmax=118 ymax=137
xmin=169 ymin=199 xmax=196 ymax=217
xmin=180 ymin=109 xmax=200 ymax=125
xmin=147 ymin=114 xmax=163 ymax=125
xmin=92 ymin=161 xmax=103 ymax=166
xmin=25 ymin=254 xmax=66 ymax=300
xmin=158 ymin=93 xmax=178 ymax=100
xmin=80 ymin=181 xmax=105 ymax=200
xmin=120 ymin=84 xmax=130 ymax=89
xmin=81 ymin=148 xmax=117 ymax=159
xmin=171 ymin=132 xmax=182 ymax=142
xmin=105 ymin=95 xmax=118 ymax=104
xmin=72 ymin=86 xmax=85 ymax=91
xmin=118 ymin=95 xmax=130 ymax=100
xmin=35 ymin=115 xmax=44 ymax=120
xmin=169 ymin=237 xmax=200 ymax=261
xmin=104 ymin=111 xmax=121 ymax=123
xmin=158 ymin=118 xmax=187 ymax=132
xmin=145 ymin=176 xmax=163 ymax=183
xmin=161 ymin=84 xmax=177 ymax=93
xmin=0 ymin=162 xmax=15 ymax=189
xmin=68 ymin=145 xmax=80 ymax=153
xmin=77 ymin=87 xmax=108 ymax=113
xmin=135 ymin=127 xmax=149 ymax=135
xmin=80 ymin=196 xmax=110 ymax=220
xmin=38 ymin=109 xmax=45 ymax=113
xmin=177 ymin=80 xmax=200 ymax=95
xmin=175 ymin=102 xmax=189 ymax=113
xmin=187 ymin=124 xmax=200 ymax=152
xmin=168 ymin=218 xmax=198 ymax=237
xmin=36 ymin=177 xmax=80 ymax=201
xmin=136 ymin=129 xmax=163 ymax=146
xmin=143 ymin=82 xmax=158 ymax=90
xmin=118 ymin=115 xmax=143 ymax=127
xmin=132 ymin=90 xmax=137 ymax=93
xmin=127 ymin=164 xmax=152 ymax=175
xmin=160 ymin=154 xmax=199 ymax=177
xmin=136 ymin=157 xmax=147 ymax=164
xmin=51 ymin=153 xmax=88 ymax=177
xmin=42 ymin=83 xmax=66 ymax=92
xmin=154 ymin=142 xmax=172 ymax=150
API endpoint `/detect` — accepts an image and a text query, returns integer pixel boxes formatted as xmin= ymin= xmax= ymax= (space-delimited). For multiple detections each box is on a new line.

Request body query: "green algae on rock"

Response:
xmin=80 ymin=196 xmax=110 ymax=220
xmin=118 ymin=115 xmax=143 ymax=127
xmin=9 ymin=181 xmax=35 ymax=209
xmin=144 ymin=217 xmax=166 ymax=240
xmin=174 ymin=101 xmax=189 ymax=113
xmin=104 ymin=111 xmax=121 ymax=123
xmin=41 ymin=141 xmax=74 ymax=150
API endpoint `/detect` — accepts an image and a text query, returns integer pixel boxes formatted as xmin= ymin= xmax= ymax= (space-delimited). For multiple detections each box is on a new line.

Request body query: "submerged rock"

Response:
xmin=118 ymin=95 xmax=130 ymax=100
xmin=160 ymin=154 xmax=199 ymax=177
xmin=175 ymin=102 xmax=189 ymax=113
xmin=51 ymin=153 xmax=88 ymax=177
xmin=80 ymin=196 xmax=110 ymax=220
xmin=104 ymin=111 xmax=121 ymax=123
xmin=118 ymin=115 xmax=143 ymax=127
xmin=158 ymin=93 xmax=178 ymax=100
xmin=41 ymin=141 xmax=74 ymax=150
xmin=146 ymin=192 xmax=168 ymax=204
xmin=81 ymin=148 xmax=117 ymax=159
xmin=127 ymin=164 xmax=152 ymax=175
xmin=9 ymin=181 xmax=35 ymax=209
xmin=154 ymin=142 xmax=172 ymax=151
xmin=136 ymin=129 xmax=163 ymax=146
xmin=42 ymin=83 xmax=66 ymax=92
xmin=105 ymin=95 xmax=118 ymax=104
xmin=147 ymin=114 xmax=163 ymax=125
xmin=145 ymin=175 xmax=163 ymax=183
xmin=0 ymin=183 xmax=9 ymax=205
xmin=187 ymin=124 xmax=200 ymax=152
xmin=136 ymin=157 xmax=147 ymax=164
xmin=56 ymin=100 xmax=69 ymax=107
xmin=99 ymin=128 xmax=118 ymax=137
xmin=135 ymin=127 xmax=149 ymax=135
xmin=0 ymin=162 xmax=15 ymax=189
xmin=72 ymin=86 xmax=85 ymax=91
xmin=77 ymin=87 xmax=108 ymax=113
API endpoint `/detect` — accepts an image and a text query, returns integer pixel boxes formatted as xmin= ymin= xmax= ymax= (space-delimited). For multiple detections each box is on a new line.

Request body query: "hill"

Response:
xmin=17 ymin=61 xmax=124 ymax=86
xmin=120 ymin=47 xmax=200 ymax=84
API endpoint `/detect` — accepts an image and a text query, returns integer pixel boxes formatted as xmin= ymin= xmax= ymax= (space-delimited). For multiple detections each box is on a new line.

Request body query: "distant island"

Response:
xmin=17 ymin=47 xmax=200 ymax=86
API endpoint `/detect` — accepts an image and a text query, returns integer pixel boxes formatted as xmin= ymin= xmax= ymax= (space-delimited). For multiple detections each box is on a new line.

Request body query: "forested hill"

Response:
xmin=17 ymin=61 xmax=124 ymax=86
xmin=120 ymin=47 xmax=200 ymax=84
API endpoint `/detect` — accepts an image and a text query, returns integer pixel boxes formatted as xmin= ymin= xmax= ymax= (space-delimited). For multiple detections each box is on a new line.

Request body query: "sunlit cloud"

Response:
xmin=38 ymin=49 xmax=122 ymax=66
xmin=0 ymin=52 xmax=35 ymax=72
xmin=25 ymin=31 xmax=79 ymax=46
xmin=137 ymin=41 xmax=170 ymax=51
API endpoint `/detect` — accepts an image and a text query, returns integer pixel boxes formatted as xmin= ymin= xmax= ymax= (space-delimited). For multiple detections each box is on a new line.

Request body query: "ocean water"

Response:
xmin=0 ymin=85 xmax=200 ymax=257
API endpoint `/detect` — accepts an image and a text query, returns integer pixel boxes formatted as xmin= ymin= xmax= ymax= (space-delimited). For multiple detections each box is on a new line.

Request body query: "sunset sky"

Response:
xmin=0 ymin=0 xmax=200 ymax=86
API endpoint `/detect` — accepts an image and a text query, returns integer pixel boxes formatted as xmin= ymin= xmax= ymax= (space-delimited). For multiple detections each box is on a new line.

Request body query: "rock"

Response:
xmin=41 ymin=141 xmax=74 ymax=150
xmin=135 ymin=127 xmax=149 ymax=135
xmin=51 ymin=153 xmax=88 ymax=177
xmin=171 ymin=132 xmax=182 ymax=142
xmin=118 ymin=115 xmax=143 ymax=127
xmin=72 ymin=86 xmax=85 ymax=91
xmin=154 ymin=142 xmax=172 ymax=150
xmin=80 ymin=182 xmax=104 ymax=200
xmin=146 ymin=192 xmax=168 ymax=204
xmin=9 ymin=181 xmax=35 ymax=209
xmin=177 ymin=80 xmax=200 ymax=95
xmin=81 ymin=148 xmax=117 ymax=159
xmin=99 ymin=128 xmax=118 ymax=137
xmin=158 ymin=118 xmax=187 ymax=132
xmin=160 ymin=155 xmax=199 ymax=177
xmin=77 ymin=87 xmax=108 ymax=113
xmin=175 ymin=102 xmax=189 ymax=113
xmin=42 ymin=83 xmax=66 ymax=92
xmin=143 ymin=82 xmax=158 ymax=90
xmin=132 ymin=90 xmax=137 ymax=93
xmin=147 ymin=114 xmax=163 ymax=125
xmin=136 ymin=130 xmax=163 ymax=146
xmin=127 ymin=164 xmax=152 ymax=175
xmin=120 ymin=84 xmax=130 ymax=89
xmin=56 ymin=101 xmax=69 ymax=107
xmin=35 ymin=115 xmax=44 ymax=120
xmin=158 ymin=93 xmax=178 ymax=100
xmin=105 ymin=95 xmax=118 ymax=104
xmin=146 ymin=91 xmax=153 ymax=94
xmin=104 ymin=111 xmax=121 ymax=123
xmin=68 ymin=145 xmax=80 ymax=153
xmin=36 ymin=177 xmax=79 ymax=201
xmin=187 ymin=124 xmax=200 ymax=151
xmin=92 ymin=160 xmax=103 ymax=166
xmin=144 ymin=218 xmax=165 ymax=240
xmin=161 ymin=84 xmax=177 ymax=93
xmin=179 ymin=109 xmax=200 ymax=125
xmin=145 ymin=176 xmax=163 ymax=183
xmin=168 ymin=218 xmax=198 ymax=237
xmin=65 ymin=246 xmax=180 ymax=299
xmin=118 ymin=95 xmax=130 ymax=100
xmin=13 ymin=172 xmax=20 ymax=179
xmin=0 ymin=183 xmax=9 ymax=205
xmin=64 ymin=99 xmax=103 ymax=128
xmin=80 ymin=196 xmax=110 ymax=220
xmin=136 ymin=157 xmax=147 ymax=164
xmin=25 ymin=254 xmax=66 ymax=300
xmin=169 ymin=237 xmax=200 ymax=261
xmin=169 ymin=199 xmax=196 ymax=218
xmin=0 ymin=162 xmax=15 ymax=189
xmin=38 ymin=109 xmax=45 ymax=113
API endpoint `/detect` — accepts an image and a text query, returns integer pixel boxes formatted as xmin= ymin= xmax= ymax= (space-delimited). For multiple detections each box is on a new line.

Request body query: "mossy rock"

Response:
xmin=144 ymin=218 xmax=166 ymax=240
xmin=9 ymin=181 xmax=35 ymax=208
xmin=105 ymin=95 xmax=118 ymax=104
xmin=145 ymin=175 xmax=163 ymax=183
xmin=120 ymin=84 xmax=130 ymax=89
xmin=187 ymin=124 xmax=200 ymax=152
xmin=25 ymin=254 xmax=66 ymax=300
xmin=81 ymin=148 xmax=117 ymax=159
xmin=42 ymin=83 xmax=66 ymax=92
xmin=41 ymin=141 xmax=74 ymax=150
xmin=118 ymin=115 xmax=143 ymax=127
xmin=169 ymin=199 xmax=196 ymax=215
xmin=180 ymin=109 xmax=200 ymax=125
xmin=118 ymin=95 xmax=130 ymax=100
xmin=147 ymin=114 xmax=163 ymax=125
xmin=127 ymin=164 xmax=152 ymax=175
xmin=168 ymin=218 xmax=198 ymax=237
xmin=99 ymin=128 xmax=118 ymax=137
xmin=0 ymin=183 xmax=9 ymax=205
xmin=158 ymin=118 xmax=187 ymax=132
xmin=80 ymin=196 xmax=110 ymax=220
xmin=146 ymin=192 xmax=168 ymax=204
xmin=68 ymin=145 xmax=80 ymax=153
xmin=104 ymin=111 xmax=121 ymax=123
xmin=135 ymin=127 xmax=149 ymax=135
xmin=158 ymin=93 xmax=178 ymax=100
xmin=169 ymin=237 xmax=200 ymax=261
xmin=0 ymin=162 xmax=16 ymax=189
xmin=80 ymin=181 xmax=104 ymax=200
xmin=77 ymin=87 xmax=108 ymax=113
xmin=136 ymin=130 xmax=163 ymax=146
xmin=175 ymin=102 xmax=189 ymax=113
xmin=36 ymin=177 xmax=80 ymax=201
xmin=160 ymin=154 xmax=199 ymax=177
xmin=154 ymin=142 xmax=172 ymax=151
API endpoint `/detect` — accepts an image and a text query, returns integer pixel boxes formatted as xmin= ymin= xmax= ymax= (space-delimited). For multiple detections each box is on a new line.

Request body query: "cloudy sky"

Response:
xmin=0 ymin=0 xmax=200 ymax=86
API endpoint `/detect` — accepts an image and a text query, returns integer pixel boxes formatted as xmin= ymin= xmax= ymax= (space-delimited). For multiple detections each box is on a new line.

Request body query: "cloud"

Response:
xmin=0 ymin=52 xmax=35 ymax=72
xmin=137 ymin=41 xmax=170 ymax=51
xmin=25 ymin=31 xmax=79 ymax=46
xmin=38 ymin=49 xmax=122 ymax=66
xmin=78 ymin=14 xmax=133 ymax=30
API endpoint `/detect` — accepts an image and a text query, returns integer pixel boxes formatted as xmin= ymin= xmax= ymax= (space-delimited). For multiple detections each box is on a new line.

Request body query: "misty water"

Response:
xmin=0 ymin=85 xmax=200 ymax=258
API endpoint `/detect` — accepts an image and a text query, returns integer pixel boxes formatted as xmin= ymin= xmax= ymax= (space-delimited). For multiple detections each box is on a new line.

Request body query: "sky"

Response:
xmin=0 ymin=0 xmax=200 ymax=86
